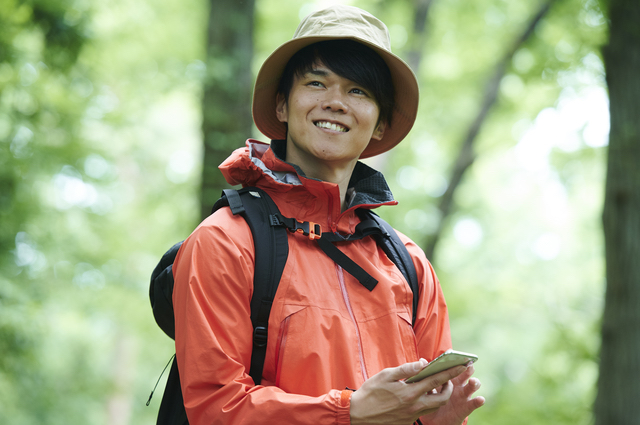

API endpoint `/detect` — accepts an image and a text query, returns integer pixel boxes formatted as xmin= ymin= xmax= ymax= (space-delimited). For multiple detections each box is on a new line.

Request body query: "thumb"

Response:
xmin=387 ymin=358 xmax=429 ymax=381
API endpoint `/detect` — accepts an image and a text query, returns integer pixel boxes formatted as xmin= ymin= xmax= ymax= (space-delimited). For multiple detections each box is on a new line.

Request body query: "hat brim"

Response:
xmin=252 ymin=35 xmax=419 ymax=159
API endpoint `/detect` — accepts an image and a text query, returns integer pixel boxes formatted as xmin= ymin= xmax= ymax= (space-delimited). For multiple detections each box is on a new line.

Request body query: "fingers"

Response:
xmin=463 ymin=377 xmax=481 ymax=397
xmin=386 ymin=358 xmax=429 ymax=381
xmin=468 ymin=392 xmax=486 ymax=415
xmin=378 ymin=360 xmax=477 ymax=410
xmin=422 ymin=365 xmax=468 ymax=393
xmin=472 ymin=395 xmax=486 ymax=409
xmin=457 ymin=390 xmax=486 ymax=418
xmin=434 ymin=380 xmax=454 ymax=399
xmin=451 ymin=363 xmax=475 ymax=386
xmin=450 ymin=374 xmax=485 ymax=419
xmin=414 ymin=380 xmax=454 ymax=417
xmin=387 ymin=361 xmax=463 ymax=405
xmin=350 ymin=362 xmax=458 ymax=425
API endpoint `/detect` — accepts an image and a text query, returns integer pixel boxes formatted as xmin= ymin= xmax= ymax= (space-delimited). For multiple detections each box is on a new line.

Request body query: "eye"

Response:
xmin=350 ymin=87 xmax=368 ymax=96
xmin=307 ymin=81 xmax=325 ymax=88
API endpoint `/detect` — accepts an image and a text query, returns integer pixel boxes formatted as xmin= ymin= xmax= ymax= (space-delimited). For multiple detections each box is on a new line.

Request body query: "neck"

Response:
xmin=308 ymin=165 xmax=354 ymax=212
xmin=285 ymin=152 xmax=356 ymax=213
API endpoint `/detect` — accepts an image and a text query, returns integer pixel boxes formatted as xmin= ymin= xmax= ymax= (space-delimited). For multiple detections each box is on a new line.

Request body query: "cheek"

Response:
xmin=360 ymin=103 xmax=381 ymax=126
xmin=354 ymin=97 xmax=380 ymax=114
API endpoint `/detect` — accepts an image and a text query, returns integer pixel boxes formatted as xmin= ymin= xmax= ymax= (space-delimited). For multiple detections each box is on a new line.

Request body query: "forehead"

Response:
xmin=301 ymin=65 xmax=330 ymax=77
xmin=296 ymin=62 xmax=356 ymax=84
xmin=297 ymin=60 xmax=328 ymax=75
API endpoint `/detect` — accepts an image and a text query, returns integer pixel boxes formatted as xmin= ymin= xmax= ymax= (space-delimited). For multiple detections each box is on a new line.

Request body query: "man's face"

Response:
xmin=275 ymin=62 xmax=385 ymax=174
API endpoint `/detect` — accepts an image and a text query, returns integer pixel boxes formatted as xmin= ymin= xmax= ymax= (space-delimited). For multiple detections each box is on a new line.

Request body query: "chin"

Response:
xmin=311 ymin=150 xmax=353 ymax=163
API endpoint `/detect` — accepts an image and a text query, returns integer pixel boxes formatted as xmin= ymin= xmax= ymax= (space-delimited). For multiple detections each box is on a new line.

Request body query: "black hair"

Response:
xmin=277 ymin=40 xmax=395 ymax=127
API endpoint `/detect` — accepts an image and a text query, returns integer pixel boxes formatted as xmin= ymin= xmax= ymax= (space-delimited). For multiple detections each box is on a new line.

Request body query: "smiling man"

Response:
xmin=274 ymin=41 xmax=388 ymax=210
xmin=171 ymin=5 xmax=484 ymax=425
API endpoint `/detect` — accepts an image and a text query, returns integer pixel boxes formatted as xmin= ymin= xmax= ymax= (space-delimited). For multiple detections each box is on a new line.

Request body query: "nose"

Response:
xmin=321 ymin=87 xmax=348 ymax=113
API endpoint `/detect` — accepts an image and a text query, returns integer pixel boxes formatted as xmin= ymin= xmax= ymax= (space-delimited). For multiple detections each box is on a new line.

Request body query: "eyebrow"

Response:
xmin=305 ymin=68 xmax=330 ymax=77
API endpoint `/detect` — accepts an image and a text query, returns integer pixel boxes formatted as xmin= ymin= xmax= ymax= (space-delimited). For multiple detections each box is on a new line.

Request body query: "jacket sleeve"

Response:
xmin=172 ymin=208 xmax=352 ymax=424
xmin=399 ymin=234 xmax=469 ymax=425
xmin=398 ymin=233 xmax=452 ymax=361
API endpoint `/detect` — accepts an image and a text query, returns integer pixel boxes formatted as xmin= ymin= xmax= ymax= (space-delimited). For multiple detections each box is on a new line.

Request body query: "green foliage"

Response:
xmin=368 ymin=0 xmax=606 ymax=423
xmin=0 ymin=1 xmax=113 ymax=423
xmin=1 ymin=0 xmax=201 ymax=423
xmin=0 ymin=0 xmax=609 ymax=423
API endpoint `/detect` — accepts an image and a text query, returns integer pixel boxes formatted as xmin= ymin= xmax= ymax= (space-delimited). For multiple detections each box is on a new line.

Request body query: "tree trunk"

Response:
xmin=423 ymin=0 xmax=555 ymax=260
xmin=200 ymin=0 xmax=255 ymax=220
xmin=406 ymin=0 xmax=435 ymax=74
xmin=594 ymin=0 xmax=640 ymax=423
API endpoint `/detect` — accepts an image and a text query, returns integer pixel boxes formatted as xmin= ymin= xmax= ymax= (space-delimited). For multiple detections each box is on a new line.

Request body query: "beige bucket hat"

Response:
xmin=252 ymin=5 xmax=419 ymax=158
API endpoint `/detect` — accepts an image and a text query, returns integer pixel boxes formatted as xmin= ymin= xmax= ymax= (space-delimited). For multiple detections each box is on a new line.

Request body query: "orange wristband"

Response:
xmin=340 ymin=388 xmax=354 ymax=406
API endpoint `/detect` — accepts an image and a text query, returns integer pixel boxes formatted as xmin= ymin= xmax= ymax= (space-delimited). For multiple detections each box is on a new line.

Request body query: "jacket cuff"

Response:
xmin=337 ymin=389 xmax=353 ymax=424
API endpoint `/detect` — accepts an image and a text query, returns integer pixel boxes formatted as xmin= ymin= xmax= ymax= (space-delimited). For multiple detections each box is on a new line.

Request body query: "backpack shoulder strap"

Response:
xmin=150 ymin=187 xmax=289 ymax=385
xmin=216 ymin=187 xmax=289 ymax=385
xmin=356 ymin=209 xmax=420 ymax=325
xmin=151 ymin=187 xmax=289 ymax=423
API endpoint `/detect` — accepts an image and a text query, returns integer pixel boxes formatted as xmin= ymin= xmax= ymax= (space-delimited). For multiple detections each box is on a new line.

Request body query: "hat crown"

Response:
xmin=294 ymin=5 xmax=391 ymax=52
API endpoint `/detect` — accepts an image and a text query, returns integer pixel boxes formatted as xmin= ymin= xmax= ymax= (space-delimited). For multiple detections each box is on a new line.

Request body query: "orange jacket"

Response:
xmin=173 ymin=140 xmax=452 ymax=424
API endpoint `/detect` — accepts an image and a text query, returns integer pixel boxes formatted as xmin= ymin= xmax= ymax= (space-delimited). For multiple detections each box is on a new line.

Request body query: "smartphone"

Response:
xmin=405 ymin=349 xmax=478 ymax=384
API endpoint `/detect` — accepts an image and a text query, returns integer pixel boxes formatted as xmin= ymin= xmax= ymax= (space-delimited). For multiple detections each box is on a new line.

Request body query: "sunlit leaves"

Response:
xmin=0 ymin=0 xmax=612 ymax=423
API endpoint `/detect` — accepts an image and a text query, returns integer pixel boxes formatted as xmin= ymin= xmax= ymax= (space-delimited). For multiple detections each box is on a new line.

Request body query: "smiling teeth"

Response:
xmin=315 ymin=121 xmax=347 ymax=132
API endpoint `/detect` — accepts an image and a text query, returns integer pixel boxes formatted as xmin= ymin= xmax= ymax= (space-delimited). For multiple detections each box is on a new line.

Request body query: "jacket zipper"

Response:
xmin=331 ymin=188 xmax=368 ymax=380
xmin=336 ymin=264 xmax=369 ymax=381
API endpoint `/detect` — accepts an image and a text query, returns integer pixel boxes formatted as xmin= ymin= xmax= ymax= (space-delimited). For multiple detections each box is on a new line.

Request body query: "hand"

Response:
xmin=349 ymin=359 xmax=470 ymax=425
xmin=420 ymin=364 xmax=485 ymax=425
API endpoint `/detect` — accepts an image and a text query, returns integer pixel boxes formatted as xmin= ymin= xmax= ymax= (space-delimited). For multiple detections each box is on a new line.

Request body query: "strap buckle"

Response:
xmin=295 ymin=221 xmax=322 ymax=240
xmin=269 ymin=214 xmax=322 ymax=240
xmin=253 ymin=326 xmax=268 ymax=347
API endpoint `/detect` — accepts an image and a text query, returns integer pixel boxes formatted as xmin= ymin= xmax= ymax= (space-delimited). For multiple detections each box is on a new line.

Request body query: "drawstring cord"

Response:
xmin=146 ymin=354 xmax=175 ymax=406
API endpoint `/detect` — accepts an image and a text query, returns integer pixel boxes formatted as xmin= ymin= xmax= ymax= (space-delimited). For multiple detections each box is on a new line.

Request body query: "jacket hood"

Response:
xmin=219 ymin=139 xmax=398 ymax=213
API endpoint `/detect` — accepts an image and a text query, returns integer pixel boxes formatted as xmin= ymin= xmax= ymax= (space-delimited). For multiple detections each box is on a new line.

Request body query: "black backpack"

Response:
xmin=148 ymin=186 xmax=420 ymax=425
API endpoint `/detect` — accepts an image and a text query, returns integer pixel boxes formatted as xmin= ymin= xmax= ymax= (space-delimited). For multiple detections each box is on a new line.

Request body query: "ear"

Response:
xmin=275 ymin=92 xmax=288 ymax=123
xmin=371 ymin=121 xmax=386 ymax=141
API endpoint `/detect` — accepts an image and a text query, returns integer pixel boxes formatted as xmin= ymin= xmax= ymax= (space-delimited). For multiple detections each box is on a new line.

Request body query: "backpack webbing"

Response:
xmin=357 ymin=208 xmax=420 ymax=325
xmin=151 ymin=187 xmax=288 ymax=425
xmin=218 ymin=188 xmax=289 ymax=383
xmin=149 ymin=187 xmax=420 ymax=424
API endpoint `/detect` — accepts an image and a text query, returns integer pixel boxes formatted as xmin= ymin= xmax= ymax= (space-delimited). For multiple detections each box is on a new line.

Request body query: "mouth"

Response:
xmin=314 ymin=120 xmax=349 ymax=132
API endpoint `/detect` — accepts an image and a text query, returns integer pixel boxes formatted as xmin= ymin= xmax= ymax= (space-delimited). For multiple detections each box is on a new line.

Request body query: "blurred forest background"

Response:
xmin=2 ymin=0 xmax=637 ymax=423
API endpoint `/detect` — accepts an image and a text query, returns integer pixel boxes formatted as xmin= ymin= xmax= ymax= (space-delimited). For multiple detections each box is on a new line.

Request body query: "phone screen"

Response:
xmin=405 ymin=349 xmax=478 ymax=384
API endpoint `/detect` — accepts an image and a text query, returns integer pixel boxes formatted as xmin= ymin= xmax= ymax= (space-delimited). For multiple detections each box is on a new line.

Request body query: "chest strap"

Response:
xmin=269 ymin=212 xmax=390 ymax=292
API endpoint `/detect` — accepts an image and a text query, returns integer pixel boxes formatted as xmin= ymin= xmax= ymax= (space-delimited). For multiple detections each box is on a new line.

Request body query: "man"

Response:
xmin=173 ymin=5 xmax=484 ymax=424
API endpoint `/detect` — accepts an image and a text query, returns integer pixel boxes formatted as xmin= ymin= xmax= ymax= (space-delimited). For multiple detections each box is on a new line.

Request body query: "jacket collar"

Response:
xmin=219 ymin=139 xmax=398 ymax=221
xmin=268 ymin=139 xmax=396 ymax=210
